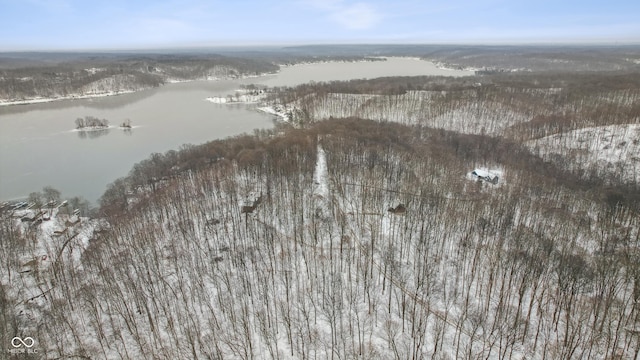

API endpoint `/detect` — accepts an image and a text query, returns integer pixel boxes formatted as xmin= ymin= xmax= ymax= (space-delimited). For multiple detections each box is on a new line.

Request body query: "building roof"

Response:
xmin=472 ymin=169 xmax=494 ymax=178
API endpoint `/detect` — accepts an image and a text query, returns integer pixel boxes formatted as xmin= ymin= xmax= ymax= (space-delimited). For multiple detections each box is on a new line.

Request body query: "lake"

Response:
xmin=0 ymin=58 xmax=473 ymax=204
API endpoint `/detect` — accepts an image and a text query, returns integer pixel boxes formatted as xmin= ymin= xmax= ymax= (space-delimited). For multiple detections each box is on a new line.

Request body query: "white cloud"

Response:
xmin=306 ymin=0 xmax=382 ymax=30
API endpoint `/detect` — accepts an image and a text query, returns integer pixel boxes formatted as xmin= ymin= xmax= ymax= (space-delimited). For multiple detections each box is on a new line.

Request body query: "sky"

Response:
xmin=1 ymin=0 xmax=639 ymax=50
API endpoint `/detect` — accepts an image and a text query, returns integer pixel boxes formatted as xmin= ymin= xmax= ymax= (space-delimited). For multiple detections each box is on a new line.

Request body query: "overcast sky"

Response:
xmin=1 ymin=0 xmax=639 ymax=50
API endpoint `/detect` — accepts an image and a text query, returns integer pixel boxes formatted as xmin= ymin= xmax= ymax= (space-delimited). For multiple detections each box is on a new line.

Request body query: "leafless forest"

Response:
xmin=2 ymin=48 xmax=640 ymax=359
xmin=266 ymin=71 xmax=640 ymax=186
xmin=0 ymin=51 xmax=384 ymax=104
xmin=0 ymin=54 xmax=278 ymax=103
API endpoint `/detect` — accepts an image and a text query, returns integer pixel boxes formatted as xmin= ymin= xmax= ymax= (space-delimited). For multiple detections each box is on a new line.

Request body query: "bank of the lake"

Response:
xmin=0 ymin=58 xmax=473 ymax=204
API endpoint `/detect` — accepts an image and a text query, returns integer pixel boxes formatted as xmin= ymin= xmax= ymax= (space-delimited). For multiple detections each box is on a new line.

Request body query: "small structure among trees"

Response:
xmin=471 ymin=169 xmax=499 ymax=184
xmin=387 ymin=203 xmax=407 ymax=214
xmin=241 ymin=193 xmax=263 ymax=214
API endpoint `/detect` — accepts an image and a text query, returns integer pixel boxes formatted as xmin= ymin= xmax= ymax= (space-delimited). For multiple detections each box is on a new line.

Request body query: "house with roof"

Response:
xmin=471 ymin=169 xmax=499 ymax=184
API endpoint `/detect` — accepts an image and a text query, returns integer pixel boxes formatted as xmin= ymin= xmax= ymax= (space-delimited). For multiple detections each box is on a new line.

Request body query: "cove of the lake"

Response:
xmin=0 ymin=58 xmax=473 ymax=204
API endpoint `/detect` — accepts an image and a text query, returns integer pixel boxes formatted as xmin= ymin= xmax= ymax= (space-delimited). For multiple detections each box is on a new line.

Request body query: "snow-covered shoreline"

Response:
xmin=205 ymin=90 xmax=265 ymax=104
xmin=73 ymin=126 xmax=109 ymax=132
xmin=275 ymin=56 xmax=386 ymax=68
xmin=165 ymin=72 xmax=272 ymax=84
xmin=71 ymin=125 xmax=139 ymax=132
xmin=257 ymin=106 xmax=284 ymax=119
xmin=1 ymin=57 xmax=468 ymax=108
xmin=0 ymin=90 xmax=138 ymax=107
xmin=0 ymin=72 xmax=276 ymax=107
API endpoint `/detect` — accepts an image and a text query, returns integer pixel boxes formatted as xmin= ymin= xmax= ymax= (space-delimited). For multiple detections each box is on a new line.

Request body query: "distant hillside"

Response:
xmin=282 ymin=44 xmax=640 ymax=72
xmin=0 ymin=54 xmax=279 ymax=104
xmin=264 ymin=71 xmax=640 ymax=186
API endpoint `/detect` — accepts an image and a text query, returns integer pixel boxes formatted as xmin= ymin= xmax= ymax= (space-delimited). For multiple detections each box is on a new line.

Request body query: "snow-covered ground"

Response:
xmin=312 ymin=144 xmax=330 ymax=222
xmin=528 ymin=123 xmax=640 ymax=183
xmin=2 ymin=74 xmax=639 ymax=359
xmin=2 ymin=206 xmax=98 ymax=335
xmin=262 ymin=91 xmax=532 ymax=134
xmin=2 ymin=138 xmax=638 ymax=359
xmin=257 ymin=104 xmax=294 ymax=121
xmin=0 ymin=71 xmax=274 ymax=107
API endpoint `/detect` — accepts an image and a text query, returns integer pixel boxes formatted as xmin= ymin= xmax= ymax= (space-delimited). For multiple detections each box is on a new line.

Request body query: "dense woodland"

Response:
xmin=266 ymin=71 xmax=640 ymax=186
xmin=0 ymin=54 xmax=278 ymax=102
xmin=2 ymin=116 xmax=640 ymax=359
xmin=255 ymin=44 xmax=640 ymax=72
xmin=418 ymin=46 xmax=640 ymax=72
xmin=2 ymin=47 xmax=640 ymax=359
xmin=0 ymin=51 xmax=383 ymax=103
xmin=75 ymin=116 xmax=109 ymax=129
xmin=2 ymin=45 xmax=638 ymax=103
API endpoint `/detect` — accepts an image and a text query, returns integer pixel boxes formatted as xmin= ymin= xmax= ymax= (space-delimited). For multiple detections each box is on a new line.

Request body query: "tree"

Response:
xmin=99 ymin=177 xmax=130 ymax=216
xmin=67 ymin=196 xmax=91 ymax=217
xmin=28 ymin=191 xmax=43 ymax=209
xmin=42 ymin=186 xmax=61 ymax=206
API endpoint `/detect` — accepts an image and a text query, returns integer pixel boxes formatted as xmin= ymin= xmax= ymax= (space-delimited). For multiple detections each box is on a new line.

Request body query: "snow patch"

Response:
xmin=312 ymin=144 xmax=331 ymax=225
xmin=466 ymin=167 xmax=504 ymax=185
xmin=313 ymin=145 xmax=329 ymax=199
xmin=84 ymin=68 xmax=105 ymax=75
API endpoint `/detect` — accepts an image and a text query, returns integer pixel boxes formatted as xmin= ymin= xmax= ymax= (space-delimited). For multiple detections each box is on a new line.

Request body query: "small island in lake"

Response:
xmin=74 ymin=116 xmax=133 ymax=138
xmin=119 ymin=119 xmax=132 ymax=129
xmin=75 ymin=116 xmax=109 ymax=130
